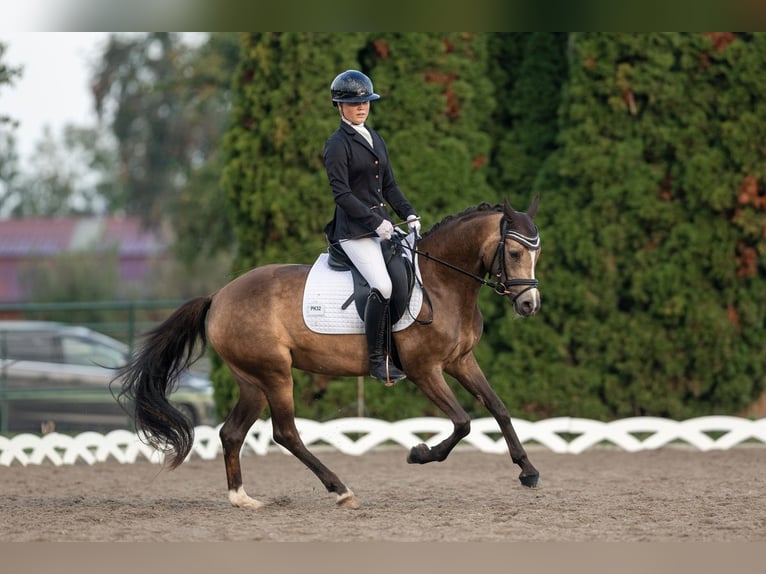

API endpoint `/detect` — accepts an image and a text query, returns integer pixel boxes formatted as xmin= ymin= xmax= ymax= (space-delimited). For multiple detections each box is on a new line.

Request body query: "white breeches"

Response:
xmin=339 ymin=237 xmax=393 ymax=299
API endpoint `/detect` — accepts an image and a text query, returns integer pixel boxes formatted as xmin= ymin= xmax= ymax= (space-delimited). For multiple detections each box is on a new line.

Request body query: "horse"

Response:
xmin=116 ymin=196 xmax=542 ymax=510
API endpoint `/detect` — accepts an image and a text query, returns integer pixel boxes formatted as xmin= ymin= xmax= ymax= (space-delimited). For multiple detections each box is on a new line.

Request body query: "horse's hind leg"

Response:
xmin=266 ymin=380 xmax=360 ymax=509
xmin=220 ymin=372 xmax=268 ymax=509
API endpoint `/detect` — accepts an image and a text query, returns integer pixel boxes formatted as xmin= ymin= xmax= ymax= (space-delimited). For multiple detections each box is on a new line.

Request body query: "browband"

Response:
xmin=505 ymin=227 xmax=541 ymax=250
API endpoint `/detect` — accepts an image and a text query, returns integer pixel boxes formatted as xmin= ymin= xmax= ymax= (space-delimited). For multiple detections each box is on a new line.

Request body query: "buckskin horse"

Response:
xmin=116 ymin=196 xmax=542 ymax=509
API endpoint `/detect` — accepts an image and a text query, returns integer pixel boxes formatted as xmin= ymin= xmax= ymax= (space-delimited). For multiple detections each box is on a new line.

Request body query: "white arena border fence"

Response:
xmin=1 ymin=415 xmax=765 ymax=467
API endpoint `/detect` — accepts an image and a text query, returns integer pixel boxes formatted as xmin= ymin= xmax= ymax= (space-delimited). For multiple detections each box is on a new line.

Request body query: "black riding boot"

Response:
xmin=365 ymin=289 xmax=407 ymax=384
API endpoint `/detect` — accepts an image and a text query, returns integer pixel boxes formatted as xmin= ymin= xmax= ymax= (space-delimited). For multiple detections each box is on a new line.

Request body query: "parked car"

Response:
xmin=0 ymin=320 xmax=216 ymax=434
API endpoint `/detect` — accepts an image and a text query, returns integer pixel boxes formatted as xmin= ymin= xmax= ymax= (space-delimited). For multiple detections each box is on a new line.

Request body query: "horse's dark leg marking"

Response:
xmin=220 ymin=374 xmax=268 ymax=508
xmin=449 ymin=356 xmax=540 ymax=488
xmin=265 ymin=377 xmax=360 ymax=509
xmin=406 ymin=370 xmax=472 ymax=464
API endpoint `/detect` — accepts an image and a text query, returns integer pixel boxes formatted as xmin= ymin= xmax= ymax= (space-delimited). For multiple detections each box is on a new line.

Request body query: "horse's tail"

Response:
xmin=114 ymin=296 xmax=212 ymax=468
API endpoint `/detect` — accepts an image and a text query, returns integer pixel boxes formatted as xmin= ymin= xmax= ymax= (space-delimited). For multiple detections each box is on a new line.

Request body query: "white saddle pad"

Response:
xmin=302 ymin=235 xmax=423 ymax=335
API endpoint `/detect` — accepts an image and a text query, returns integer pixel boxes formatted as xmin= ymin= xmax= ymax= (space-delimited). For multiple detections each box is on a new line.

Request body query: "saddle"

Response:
xmin=301 ymin=232 xmax=425 ymax=336
xmin=326 ymin=232 xmax=416 ymax=324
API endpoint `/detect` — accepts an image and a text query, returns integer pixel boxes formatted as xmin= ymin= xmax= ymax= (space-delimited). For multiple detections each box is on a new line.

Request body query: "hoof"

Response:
xmin=337 ymin=490 xmax=360 ymax=509
xmin=519 ymin=473 xmax=541 ymax=489
xmin=228 ymin=487 xmax=264 ymax=509
xmin=407 ymin=443 xmax=430 ymax=464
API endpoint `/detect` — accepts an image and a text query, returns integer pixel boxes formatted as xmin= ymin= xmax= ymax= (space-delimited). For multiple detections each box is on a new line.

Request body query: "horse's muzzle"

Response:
xmin=513 ymin=292 xmax=540 ymax=317
xmin=507 ymin=281 xmax=540 ymax=317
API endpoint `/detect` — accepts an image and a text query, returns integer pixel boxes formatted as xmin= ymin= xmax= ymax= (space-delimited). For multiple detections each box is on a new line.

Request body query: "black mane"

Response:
xmin=421 ymin=202 xmax=502 ymax=239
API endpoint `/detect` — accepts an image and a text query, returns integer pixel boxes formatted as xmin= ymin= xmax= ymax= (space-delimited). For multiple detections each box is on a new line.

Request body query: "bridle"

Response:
xmin=411 ymin=215 xmax=540 ymax=304
xmin=490 ymin=217 xmax=540 ymax=301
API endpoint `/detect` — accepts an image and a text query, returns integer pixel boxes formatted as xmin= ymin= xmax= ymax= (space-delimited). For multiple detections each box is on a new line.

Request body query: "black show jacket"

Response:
xmin=323 ymin=120 xmax=416 ymax=242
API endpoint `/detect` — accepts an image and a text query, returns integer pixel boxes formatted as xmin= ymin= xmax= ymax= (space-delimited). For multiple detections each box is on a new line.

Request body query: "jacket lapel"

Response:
xmin=342 ymin=122 xmax=378 ymax=157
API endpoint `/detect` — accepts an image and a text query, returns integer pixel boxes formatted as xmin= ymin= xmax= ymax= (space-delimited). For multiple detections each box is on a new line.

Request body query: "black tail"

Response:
xmin=114 ymin=296 xmax=212 ymax=468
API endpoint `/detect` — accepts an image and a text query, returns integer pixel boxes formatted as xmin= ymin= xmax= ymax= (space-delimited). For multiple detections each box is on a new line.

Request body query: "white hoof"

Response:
xmin=228 ymin=487 xmax=263 ymax=510
xmin=336 ymin=490 xmax=360 ymax=509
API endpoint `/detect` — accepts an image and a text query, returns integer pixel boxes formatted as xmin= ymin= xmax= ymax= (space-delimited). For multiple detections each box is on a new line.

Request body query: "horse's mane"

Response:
xmin=421 ymin=202 xmax=502 ymax=239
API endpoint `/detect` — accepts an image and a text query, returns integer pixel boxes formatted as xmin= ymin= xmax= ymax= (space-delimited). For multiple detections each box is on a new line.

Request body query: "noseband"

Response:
xmin=491 ymin=218 xmax=540 ymax=302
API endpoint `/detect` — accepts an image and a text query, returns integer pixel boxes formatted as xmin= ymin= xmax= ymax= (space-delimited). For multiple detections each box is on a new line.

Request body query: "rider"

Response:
xmin=323 ymin=69 xmax=421 ymax=384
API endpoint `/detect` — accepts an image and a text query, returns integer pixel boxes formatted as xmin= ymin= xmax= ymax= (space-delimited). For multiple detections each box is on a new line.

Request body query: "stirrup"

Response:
xmin=372 ymin=356 xmax=406 ymax=386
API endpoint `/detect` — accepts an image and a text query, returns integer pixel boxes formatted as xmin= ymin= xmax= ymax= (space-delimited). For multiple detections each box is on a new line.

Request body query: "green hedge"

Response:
xmin=214 ymin=33 xmax=766 ymax=423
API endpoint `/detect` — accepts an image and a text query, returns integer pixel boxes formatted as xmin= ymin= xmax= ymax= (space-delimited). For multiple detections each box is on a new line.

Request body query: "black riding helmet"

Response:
xmin=330 ymin=70 xmax=381 ymax=106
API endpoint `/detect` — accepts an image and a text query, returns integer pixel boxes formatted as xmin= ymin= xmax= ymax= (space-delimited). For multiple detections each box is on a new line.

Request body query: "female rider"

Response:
xmin=323 ymin=69 xmax=421 ymax=384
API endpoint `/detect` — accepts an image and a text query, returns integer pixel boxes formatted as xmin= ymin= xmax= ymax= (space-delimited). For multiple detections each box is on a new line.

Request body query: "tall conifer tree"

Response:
xmin=218 ymin=32 xmax=766 ymax=422
xmin=219 ymin=33 xmax=501 ymax=420
xmin=222 ymin=32 xmax=368 ymax=272
xmin=508 ymin=32 xmax=766 ymax=419
xmin=364 ymin=33 xmax=495 ymax=219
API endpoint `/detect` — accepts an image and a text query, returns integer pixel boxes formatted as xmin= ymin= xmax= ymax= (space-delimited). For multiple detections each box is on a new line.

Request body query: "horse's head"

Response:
xmin=417 ymin=198 xmax=541 ymax=317
xmin=493 ymin=195 xmax=541 ymax=317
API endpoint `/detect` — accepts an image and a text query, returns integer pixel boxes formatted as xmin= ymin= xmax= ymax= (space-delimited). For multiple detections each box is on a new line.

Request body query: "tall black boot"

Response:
xmin=365 ymin=289 xmax=407 ymax=384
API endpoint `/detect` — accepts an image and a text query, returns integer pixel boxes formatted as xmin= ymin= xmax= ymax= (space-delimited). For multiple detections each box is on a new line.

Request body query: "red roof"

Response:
xmin=0 ymin=218 xmax=78 ymax=257
xmin=0 ymin=216 xmax=168 ymax=302
xmin=0 ymin=216 xmax=164 ymax=257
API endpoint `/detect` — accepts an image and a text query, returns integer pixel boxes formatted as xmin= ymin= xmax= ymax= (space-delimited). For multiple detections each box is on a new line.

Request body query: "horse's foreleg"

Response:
xmin=449 ymin=356 xmax=540 ymax=488
xmin=220 ymin=377 xmax=268 ymax=509
xmin=266 ymin=383 xmax=360 ymax=509
xmin=406 ymin=370 xmax=472 ymax=464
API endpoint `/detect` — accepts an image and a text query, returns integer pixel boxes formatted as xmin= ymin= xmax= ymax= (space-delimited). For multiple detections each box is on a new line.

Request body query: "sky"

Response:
xmin=1 ymin=32 xmax=108 ymax=165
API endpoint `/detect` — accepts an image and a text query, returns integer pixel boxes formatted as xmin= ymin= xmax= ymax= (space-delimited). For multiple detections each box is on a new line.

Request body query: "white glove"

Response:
xmin=407 ymin=214 xmax=421 ymax=236
xmin=375 ymin=219 xmax=394 ymax=240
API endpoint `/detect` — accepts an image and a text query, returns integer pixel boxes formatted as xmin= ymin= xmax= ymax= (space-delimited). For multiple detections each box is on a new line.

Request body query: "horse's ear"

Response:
xmin=503 ymin=197 xmax=514 ymax=218
xmin=503 ymin=195 xmax=539 ymax=218
xmin=527 ymin=193 xmax=540 ymax=218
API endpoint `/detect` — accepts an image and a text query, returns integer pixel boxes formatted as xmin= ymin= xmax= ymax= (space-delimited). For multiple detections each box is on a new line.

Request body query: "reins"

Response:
xmin=324 ymin=213 xmax=540 ymax=324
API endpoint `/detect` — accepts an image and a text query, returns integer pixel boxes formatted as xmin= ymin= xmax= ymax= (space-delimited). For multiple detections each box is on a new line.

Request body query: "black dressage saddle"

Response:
xmin=326 ymin=233 xmax=417 ymax=325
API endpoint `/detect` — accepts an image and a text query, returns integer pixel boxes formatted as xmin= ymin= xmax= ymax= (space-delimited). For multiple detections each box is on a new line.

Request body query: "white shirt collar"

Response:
xmin=342 ymin=117 xmax=373 ymax=147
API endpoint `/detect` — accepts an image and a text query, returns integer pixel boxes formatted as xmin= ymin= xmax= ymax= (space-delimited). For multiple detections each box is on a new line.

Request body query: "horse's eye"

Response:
xmin=508 ymin=249 xmax=522 ymax=261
